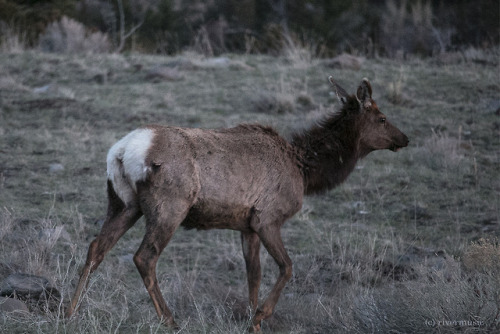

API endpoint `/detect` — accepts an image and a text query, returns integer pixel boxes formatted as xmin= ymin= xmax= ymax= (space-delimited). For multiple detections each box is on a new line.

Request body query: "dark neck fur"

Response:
xmin=291 ymin=98 xmax=364 ymax=194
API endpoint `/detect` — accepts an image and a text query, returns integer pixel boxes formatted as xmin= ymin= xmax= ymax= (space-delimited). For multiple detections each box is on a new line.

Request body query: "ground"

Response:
xmin=0 ymin=50 xmax=499 ymax=333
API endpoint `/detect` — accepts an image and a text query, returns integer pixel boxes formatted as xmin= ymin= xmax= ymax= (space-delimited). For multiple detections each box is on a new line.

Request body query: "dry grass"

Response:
xmin=0 ymin=50 xmax=499 ymax=333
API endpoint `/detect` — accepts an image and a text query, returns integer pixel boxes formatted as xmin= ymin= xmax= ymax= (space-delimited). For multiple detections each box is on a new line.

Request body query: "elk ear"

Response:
xmin=328 ymin=76 xmax=349 ymax=104
xmin=356 ymin=78 xmax=372 ymax=108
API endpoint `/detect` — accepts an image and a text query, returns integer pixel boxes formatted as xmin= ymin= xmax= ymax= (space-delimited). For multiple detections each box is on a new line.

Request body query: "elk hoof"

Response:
xmin=161 ymin=318 xmax=180 ymax=330
xmin=250 ymin=309 xmax=265 ymax=332
xmin=64 ymin=304 xmax=76 ymax=319
xmin=249 ymin=322 xmax=261 ymax=332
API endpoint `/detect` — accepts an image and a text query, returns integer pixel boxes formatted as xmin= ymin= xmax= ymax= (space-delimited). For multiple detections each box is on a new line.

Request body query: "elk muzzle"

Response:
xmin=389 ymin=131 xmax=409 ymax=152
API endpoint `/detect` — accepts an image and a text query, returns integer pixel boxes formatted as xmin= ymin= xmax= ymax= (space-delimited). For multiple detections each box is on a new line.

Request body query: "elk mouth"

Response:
xmin=390 ymin=145 xmax=403 ymax=152
xmin=389 ymin=134 xmax=409 ymax=152
xmin=389 ymin=140 xmax=409 ymax=152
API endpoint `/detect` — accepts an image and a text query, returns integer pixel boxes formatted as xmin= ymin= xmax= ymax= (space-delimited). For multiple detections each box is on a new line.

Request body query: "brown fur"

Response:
xmin=66 ymin=77 xmax=409 ymax=331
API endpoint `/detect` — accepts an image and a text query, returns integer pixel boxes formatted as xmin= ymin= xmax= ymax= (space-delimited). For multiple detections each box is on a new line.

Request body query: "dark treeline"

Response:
xmin=0 ymin=0 xmax=498 ymax=56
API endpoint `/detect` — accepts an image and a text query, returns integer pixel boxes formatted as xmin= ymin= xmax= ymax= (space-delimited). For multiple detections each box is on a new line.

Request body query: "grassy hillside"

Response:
xmin=0 ymin=51 xmax=499 ymax=333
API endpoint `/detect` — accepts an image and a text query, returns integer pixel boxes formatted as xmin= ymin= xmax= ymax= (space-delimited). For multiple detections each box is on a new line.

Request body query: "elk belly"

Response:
xmin=181 ymin=199 xmax=254 ymax=231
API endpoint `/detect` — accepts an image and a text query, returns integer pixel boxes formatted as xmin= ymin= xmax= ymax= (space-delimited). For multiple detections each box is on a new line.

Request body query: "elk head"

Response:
xmin=329 ymin=76 xmax=409 ymax=157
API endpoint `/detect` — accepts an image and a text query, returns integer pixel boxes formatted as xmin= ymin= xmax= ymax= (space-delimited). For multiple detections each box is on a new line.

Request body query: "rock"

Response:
xmin=0 ymin=273 xmax=61 ymax=304
xmin=1 ymin=273 xmax=48 ymax=297
xmin=374 ymin=247 xmax=449 ymax=281
xmin=432 ymin=52 xmax=464 ymax=65
xmin=92 ymin=73 xmax=107 ymax=84
xmin=398 ymin=246 xmax=447 ymax=270
xmin=193 ymin=57 xmax=253 ymax=70
xmin=0 ymin=262 xmax=20 ymax=280
xmin=0 ymin=296 xmax=29 ymax=314
xmin=404 ymin=205 xmax=433 ymax=222
xmin=38 ymin=226 xmax=71 ymax=244
xmin=145 ymin=66 xmax=184 ymax=82
xmin=118 ymin=253 xmax=135 ymax=265
xmin=94 ymin=217 xmax=106 ymax=229
xmin=132 ymin=63 xmax=143 ymax=72
xmin=33 ymin=85 xmax=52 ymax=94
xmin=203 ymin=57 xmax=231 ymax=68
xmin=165 ymin=59 xmax=196 ymax=70
xmin=48 ymin=163 xmax=64 ymax=173
xmin=324 ymin=53 xmax=365 ymax=70
xmin=487 ymin=99 xmax=500 ymax=114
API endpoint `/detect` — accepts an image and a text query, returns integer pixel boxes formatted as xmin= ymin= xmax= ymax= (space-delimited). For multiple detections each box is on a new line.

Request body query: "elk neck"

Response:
xmin=291 ymin=108 xmax=364 ymax=195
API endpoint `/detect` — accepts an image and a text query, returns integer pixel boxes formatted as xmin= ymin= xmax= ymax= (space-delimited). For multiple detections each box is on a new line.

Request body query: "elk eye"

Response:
xmin=379 ymin=117 xmax=386 ymax=124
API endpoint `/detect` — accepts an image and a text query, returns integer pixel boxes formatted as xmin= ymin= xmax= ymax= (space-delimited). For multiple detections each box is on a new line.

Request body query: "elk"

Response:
xmin=66 ymin=76 xmax=408 ymax=331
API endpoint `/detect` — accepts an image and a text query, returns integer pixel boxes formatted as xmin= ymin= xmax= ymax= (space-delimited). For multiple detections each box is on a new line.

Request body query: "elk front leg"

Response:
xmin=241 ymin=232 xmax=261 ymax=313
xmin=252 ymin=225 xmax=292 ymax=331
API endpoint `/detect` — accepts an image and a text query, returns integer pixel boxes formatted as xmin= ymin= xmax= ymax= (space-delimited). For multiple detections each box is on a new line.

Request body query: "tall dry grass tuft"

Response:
xmin=381 ymin=0 xmax=446 ymax=56
xmin=0 ymin=208 xmax=14 ymax=238
xmin=260 ymin=24 xmax=322 ymax=68
xmin=250 ymin=72 xmax=316 ymax=116
xmin=418 ymin=128 xmax=466 ymax=171
xmin=280 ymin=33 xmax=323 ymax=69
xmin=0 ymin=208 xmax=68 ymax=277
xmin=38 ymin=16 xmax=110 ymax=54
xmin=193 ymin=25 xmax=215 ymax=57
xmin=192 ymin=17 xmax=228 ymax=57
xmin=463 ymin=238 xmax=500 ymax=275
xmin=386 ymin=68 xmax=409 ymax=105
xmin=0 ymin=22 xmax=27 ymax=53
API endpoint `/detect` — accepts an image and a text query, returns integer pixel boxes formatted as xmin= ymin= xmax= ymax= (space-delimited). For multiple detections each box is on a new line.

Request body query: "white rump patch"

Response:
xmin=107 ymin=128 xmax=154 ymax=204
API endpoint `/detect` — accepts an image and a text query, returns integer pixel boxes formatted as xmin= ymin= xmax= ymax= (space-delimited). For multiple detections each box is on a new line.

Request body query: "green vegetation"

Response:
xmin=0 ymin=50 xmax=499 ymax=332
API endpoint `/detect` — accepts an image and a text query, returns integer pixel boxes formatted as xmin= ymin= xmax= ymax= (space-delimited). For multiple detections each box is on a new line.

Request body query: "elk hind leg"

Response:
xmin=66 ymin=181 xmax=141 ymax=318
xmin=133 ymin=204 xmax=190 ymax=328
xmin=252 ymin=225 xmax=292 ymax=331
xmin=241 ymin=231 xmax=261 ymax=313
